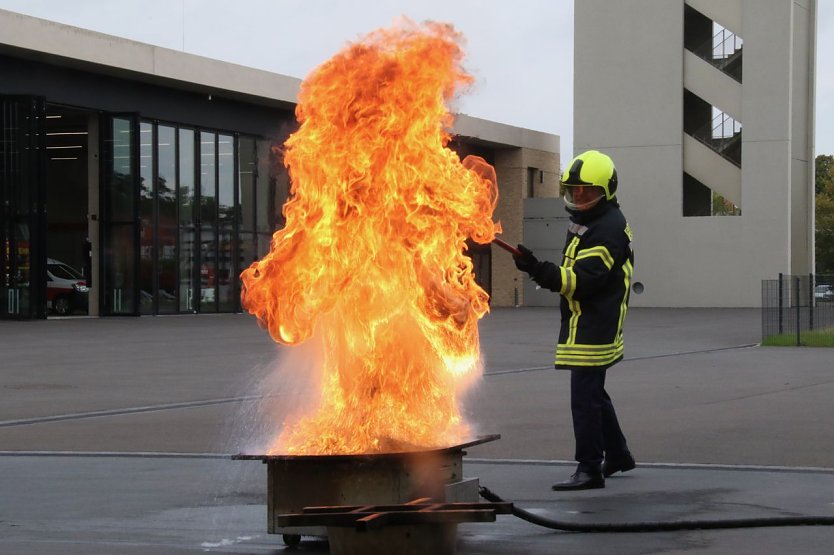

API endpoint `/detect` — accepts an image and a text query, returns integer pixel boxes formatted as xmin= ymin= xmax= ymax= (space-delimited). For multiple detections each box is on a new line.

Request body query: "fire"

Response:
xmin=241 ymin=20 xmax=500 ymax=455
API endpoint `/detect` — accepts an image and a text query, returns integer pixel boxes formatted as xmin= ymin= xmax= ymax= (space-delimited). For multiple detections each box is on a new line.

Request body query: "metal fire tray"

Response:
xmin=233 ymin=434 xmax=500 ymax=541
xmin=232 ymin=434 xmax=500 ymax=462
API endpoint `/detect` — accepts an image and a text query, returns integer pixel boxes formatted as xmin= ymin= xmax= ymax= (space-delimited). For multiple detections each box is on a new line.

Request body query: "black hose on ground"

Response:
xmin=479 ymin=486 xmax=834 ymax=533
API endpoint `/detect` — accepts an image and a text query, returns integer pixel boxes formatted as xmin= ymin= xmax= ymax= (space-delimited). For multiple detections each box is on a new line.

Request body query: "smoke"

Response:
xmin=224 ymin=340 xmax=324 ymax=455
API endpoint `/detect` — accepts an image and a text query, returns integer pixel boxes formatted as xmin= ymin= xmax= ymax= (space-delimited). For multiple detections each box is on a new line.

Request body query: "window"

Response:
xmin=113 ymin=121 xmax=280 ymax=315
xmin=527 ymin=167 xmax=539 ymax=198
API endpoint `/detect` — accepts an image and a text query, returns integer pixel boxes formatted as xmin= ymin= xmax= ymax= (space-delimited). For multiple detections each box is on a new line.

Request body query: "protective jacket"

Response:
xmin=529 ymin=199 xmax=634 ymax=370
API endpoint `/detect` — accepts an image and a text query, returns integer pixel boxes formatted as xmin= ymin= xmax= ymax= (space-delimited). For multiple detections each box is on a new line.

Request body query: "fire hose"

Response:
xmin=478 ymin=486 xmax=834 ymax=532
xmin=487 ymin=238 xmax=834 ymax=531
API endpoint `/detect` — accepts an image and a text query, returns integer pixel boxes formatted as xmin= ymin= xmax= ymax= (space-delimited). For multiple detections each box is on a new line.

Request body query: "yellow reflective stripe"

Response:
xmin=561 ymin=237 xmax=582 ymax=344
xmin=575 ymin=246 xmax=614 ymax=270
xmin=569 ymin=238 xmax=580 ymax=260
xmin=555 ymin=341 xmax=625 ymax=366
xmin=564 ymin=237 xmax=580 ymax=264
xmin=555 ymin=353 xmax=623 ymax=366
xmin=560 ymin=267 xmax=576 ymax=297
xmin=617 ymin=259 xmax=633 ymax=335
xmin=557 ymin=341 xmax=624 ymax=355
xmin=556 ymin=353 xmax=623 ymax=364
xmin=556 ymin=351 xmax=623 ymax=362
xmin=567 ymin=297 xmax=581 ymax=344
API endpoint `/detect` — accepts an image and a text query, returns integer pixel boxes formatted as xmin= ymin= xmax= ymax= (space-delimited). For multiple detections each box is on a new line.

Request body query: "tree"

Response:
xmin=712 ymin=192 xmax=741 ymax=216
xmin=816 ymin=155 xmax=833 ymax=195
xmin=816 ymin=155 xmax=834 ymax=273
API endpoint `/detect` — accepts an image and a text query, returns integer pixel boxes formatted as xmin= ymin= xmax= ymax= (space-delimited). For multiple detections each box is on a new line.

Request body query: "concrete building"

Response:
xmin=0 ymin=9 xmax=559 ymax=320
xmin=575 ymin=0 xmax=816 ymax=307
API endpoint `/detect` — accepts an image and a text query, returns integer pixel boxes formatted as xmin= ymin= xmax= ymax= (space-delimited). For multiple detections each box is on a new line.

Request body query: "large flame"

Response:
xmin=241 ymin=20 xmax=499 ymax=455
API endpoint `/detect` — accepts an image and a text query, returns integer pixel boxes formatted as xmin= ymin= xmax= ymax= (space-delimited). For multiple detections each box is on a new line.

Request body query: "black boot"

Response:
xmin=602 ymin=453 xmax=636 ymax=478
xmin=551 ymin=470 xmax=604 ymax=491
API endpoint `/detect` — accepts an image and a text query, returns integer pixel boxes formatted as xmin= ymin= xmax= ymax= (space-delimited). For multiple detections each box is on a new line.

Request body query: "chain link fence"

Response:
xmin=761 ymin=274 xmax=834 ymax=346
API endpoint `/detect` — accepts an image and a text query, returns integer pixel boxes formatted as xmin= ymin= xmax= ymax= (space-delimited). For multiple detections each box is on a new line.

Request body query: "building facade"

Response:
xmin=575 ymin=0 xmax=816 ymax=307
xmin=0 ymin=9 xmax=558 ymax=320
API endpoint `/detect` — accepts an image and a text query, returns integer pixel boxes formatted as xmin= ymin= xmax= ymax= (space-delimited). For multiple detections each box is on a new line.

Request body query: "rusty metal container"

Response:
xmin=234 ymin=434 xmax=498 ymax=540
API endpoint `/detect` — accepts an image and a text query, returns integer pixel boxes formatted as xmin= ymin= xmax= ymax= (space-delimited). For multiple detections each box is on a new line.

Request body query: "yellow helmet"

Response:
xmin=560 ymin=150 xmax=618 ymax=201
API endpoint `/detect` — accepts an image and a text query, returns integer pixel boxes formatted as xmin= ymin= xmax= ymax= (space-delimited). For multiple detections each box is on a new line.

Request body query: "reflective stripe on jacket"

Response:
xmin=554 ymin=203 xmax=633 ymax=369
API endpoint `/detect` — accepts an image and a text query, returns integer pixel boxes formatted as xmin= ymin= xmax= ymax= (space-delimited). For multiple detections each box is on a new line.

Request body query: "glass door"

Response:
xmin=156 ymin=124 xmax=179 ymax=314
xmin=178 ymin=128 xmax=197 ymax=312
xmin=217 ymin=133 xmax=237 ymax=312
xmin=198 ymin=131 xmax=217 ymax=313
xmin=1 ymin=95 xmax=47 ymax=320
xmin=101 ymin=114 xmax=140 ymax=315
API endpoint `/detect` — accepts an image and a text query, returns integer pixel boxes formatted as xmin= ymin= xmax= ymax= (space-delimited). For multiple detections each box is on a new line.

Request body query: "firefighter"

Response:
xmin=513 ymin=150 xmax=636 ymax=490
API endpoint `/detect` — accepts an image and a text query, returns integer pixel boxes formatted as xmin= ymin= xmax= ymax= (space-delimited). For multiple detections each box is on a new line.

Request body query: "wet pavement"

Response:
xmin=1 ymin=308 xmax=833 ymax=554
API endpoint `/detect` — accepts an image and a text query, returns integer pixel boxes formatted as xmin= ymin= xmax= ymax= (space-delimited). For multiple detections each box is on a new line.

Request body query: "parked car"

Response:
xmin=47 ymin=258 xmax=89 ymax=315
xmin=814 ymin=284 xmax=834 ymax=302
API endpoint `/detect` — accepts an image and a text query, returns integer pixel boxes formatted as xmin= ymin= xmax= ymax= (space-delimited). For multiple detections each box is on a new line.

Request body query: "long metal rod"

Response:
xmin=492 ymin=237 xmax=522 ymax=257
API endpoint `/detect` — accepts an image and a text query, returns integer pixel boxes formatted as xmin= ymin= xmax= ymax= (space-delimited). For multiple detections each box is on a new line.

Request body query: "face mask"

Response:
xmin=563 ymin=185 xmax=604 ymax=211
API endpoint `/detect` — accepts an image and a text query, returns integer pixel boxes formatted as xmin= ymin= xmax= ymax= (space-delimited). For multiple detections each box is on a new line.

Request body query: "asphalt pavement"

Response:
xmin=1 ymin=307 xmax=833 ymax=554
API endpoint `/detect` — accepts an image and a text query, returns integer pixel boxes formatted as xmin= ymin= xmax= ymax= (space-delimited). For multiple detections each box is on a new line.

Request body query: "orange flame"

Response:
xmin=241 ymin=20 xmax=500 ymax=455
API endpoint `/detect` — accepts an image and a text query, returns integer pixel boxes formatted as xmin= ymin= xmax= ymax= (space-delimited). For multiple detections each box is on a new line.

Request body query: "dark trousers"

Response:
xmin=570 ymin=369 xmax=629 ymax=474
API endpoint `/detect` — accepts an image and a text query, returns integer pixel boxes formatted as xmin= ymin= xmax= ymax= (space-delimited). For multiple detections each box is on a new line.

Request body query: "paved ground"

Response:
xmin=1 ymin=307 xmax=833 ymax=554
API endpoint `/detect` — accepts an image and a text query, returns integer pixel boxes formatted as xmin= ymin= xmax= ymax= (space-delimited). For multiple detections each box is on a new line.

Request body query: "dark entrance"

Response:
xmin=1 ymin=95 xmax=46 ymax=320
xmin=44 ymin=104 xmax=95 ymax=317
xmin=2 ymin=98 xmax=102 ymax=319
xmin=3 ymin=94 xmax=283 ymax=320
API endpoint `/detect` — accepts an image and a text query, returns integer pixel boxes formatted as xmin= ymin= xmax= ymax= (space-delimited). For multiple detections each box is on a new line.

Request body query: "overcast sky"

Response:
xmin=1 ymin=0 xmax=831 ymax=157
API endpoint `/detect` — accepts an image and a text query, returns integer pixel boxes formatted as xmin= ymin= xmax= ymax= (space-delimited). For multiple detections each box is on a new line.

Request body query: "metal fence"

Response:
xmin=761 ymin=274 xmax=834 ymax=346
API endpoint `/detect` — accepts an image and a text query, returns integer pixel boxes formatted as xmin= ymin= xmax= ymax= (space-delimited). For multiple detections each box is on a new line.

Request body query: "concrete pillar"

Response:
xmin=493 ymin=148 xmax=524 ymax=307
xmin=492 ymin=147 xmax=560 ymax=307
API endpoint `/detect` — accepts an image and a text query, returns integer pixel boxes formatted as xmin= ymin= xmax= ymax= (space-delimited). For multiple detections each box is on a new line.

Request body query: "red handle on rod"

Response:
xmin=492 ymin=237 xmax=522 ymax=257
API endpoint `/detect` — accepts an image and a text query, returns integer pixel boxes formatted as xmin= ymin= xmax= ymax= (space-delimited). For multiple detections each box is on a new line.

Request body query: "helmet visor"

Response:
xmin=562 ymin=184 xmax=604 ymax=211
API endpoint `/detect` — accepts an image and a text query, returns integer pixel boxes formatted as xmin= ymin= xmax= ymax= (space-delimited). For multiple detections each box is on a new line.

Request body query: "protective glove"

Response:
xmin=514 ymin=245 xmax=563 ymax=292
xmin=513 ymin=244 xmax=539 ymax=273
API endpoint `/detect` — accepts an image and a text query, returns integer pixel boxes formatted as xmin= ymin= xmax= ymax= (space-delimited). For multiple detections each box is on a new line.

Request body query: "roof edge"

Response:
xmin=0 ymin=8 xmax=301 ymax=106
xmin=452 ymin=113 xmax=560 ymax=153
xmin=0 ymin=9 xmax=560 ymax=152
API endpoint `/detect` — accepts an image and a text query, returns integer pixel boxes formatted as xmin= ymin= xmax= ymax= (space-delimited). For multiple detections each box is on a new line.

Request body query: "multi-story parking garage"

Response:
xmin=575 ymin=0 xmax=816 ymax=307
